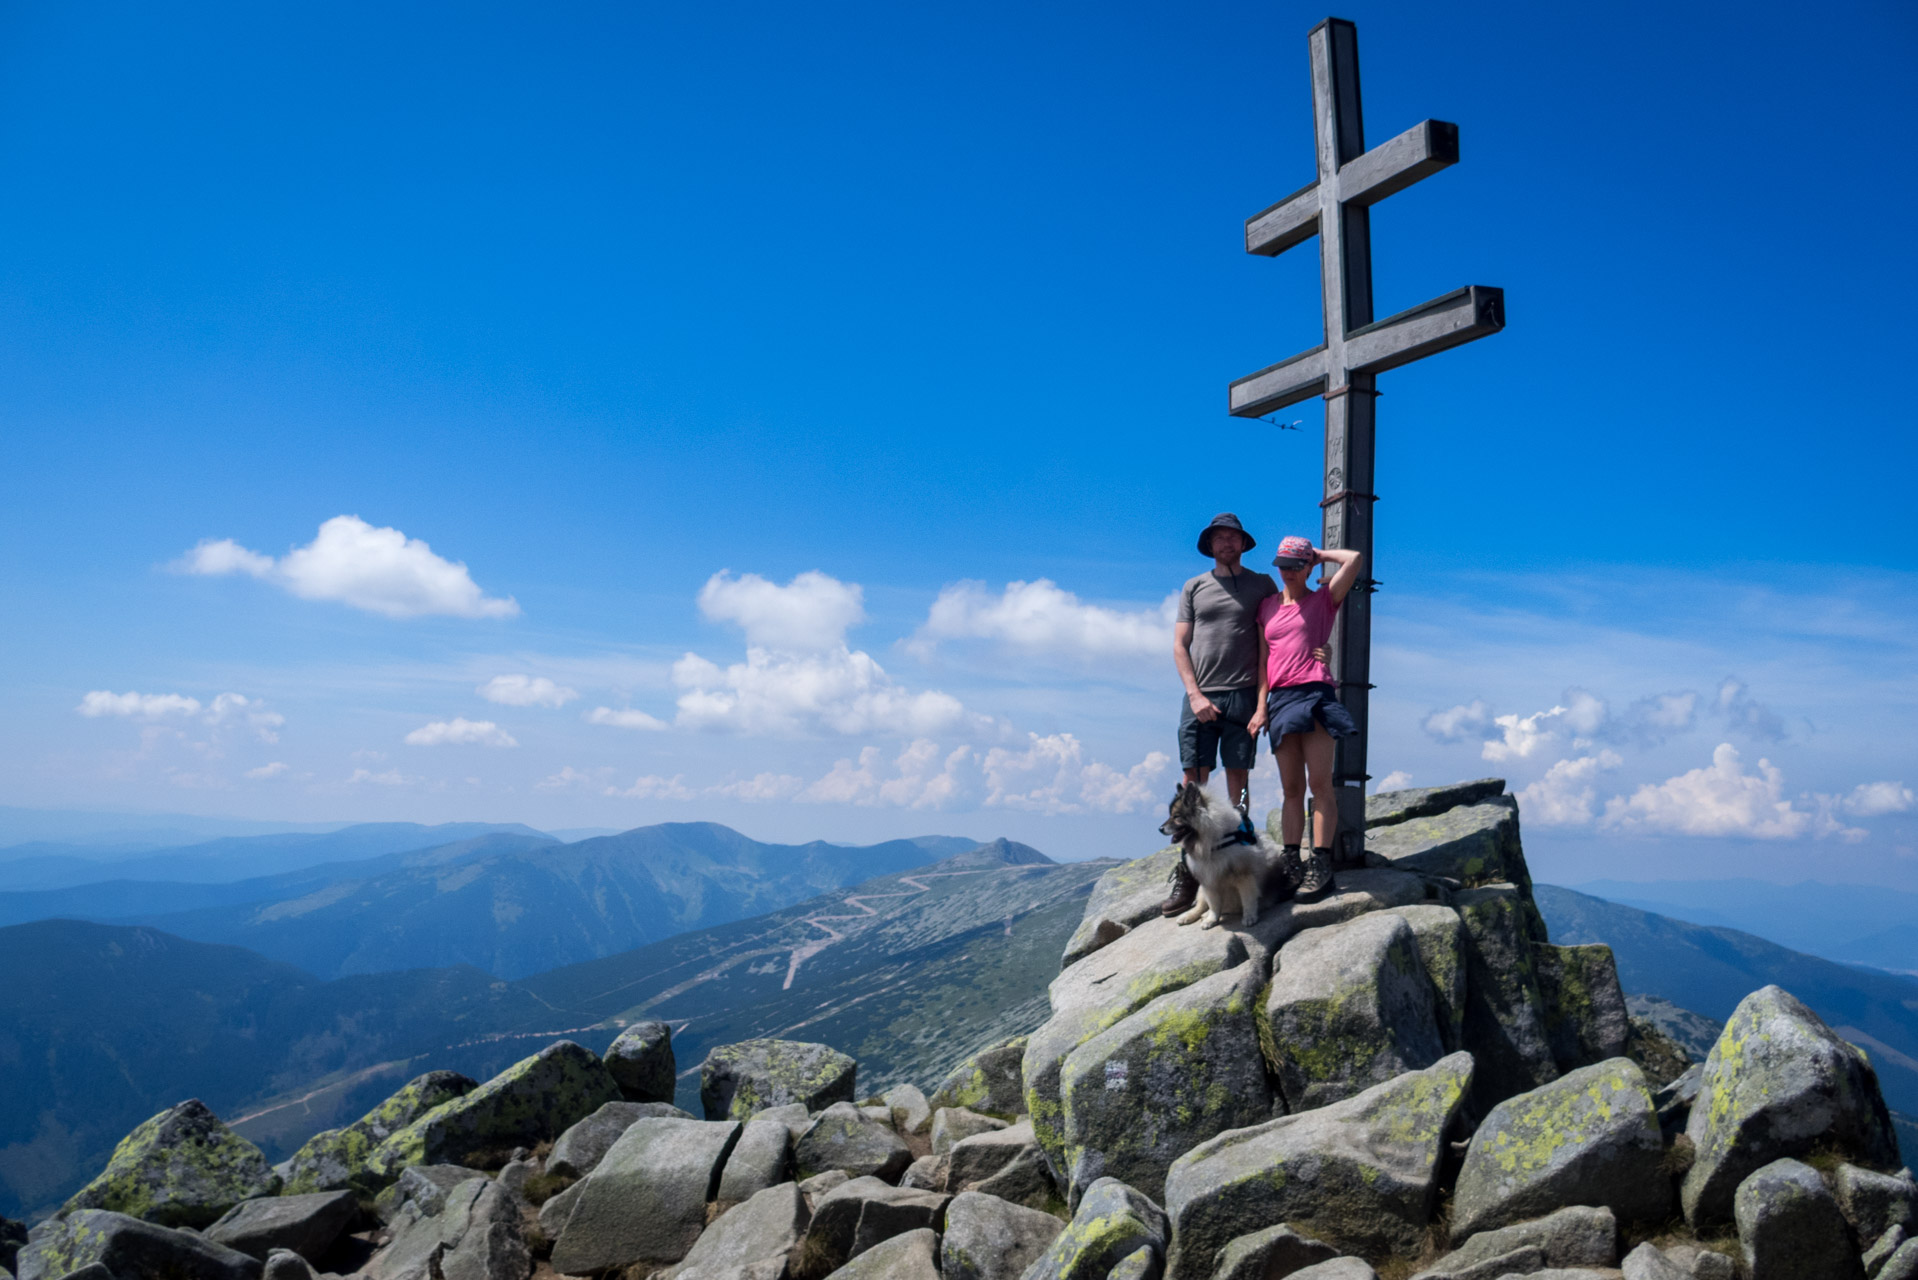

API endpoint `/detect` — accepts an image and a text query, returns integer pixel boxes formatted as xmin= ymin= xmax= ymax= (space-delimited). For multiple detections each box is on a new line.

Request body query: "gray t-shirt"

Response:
xmin=1178 ymin=569 xmax=1279 ymax=692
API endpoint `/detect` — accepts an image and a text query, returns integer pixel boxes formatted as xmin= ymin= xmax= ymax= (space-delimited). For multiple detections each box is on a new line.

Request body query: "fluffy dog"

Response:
xmin=1158 ymin=781 xmax=1293 ymax=928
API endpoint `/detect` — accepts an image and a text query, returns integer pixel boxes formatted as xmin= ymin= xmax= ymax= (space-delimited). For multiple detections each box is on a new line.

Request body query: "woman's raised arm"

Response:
xmin=1319 ymin=547 xmax=1365 ymax=604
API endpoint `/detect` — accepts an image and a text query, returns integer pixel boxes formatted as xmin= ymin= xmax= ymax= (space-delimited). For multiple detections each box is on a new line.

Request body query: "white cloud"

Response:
xmin=77 ymin=690 xmax=203 ymax=719
xmin=1601 ymin=743 xmax=1816 ymax=838
xmin=983 ymin=734 xmax=1173 ymax=815
xmin=536 ymin=765 xmax=610 ymax=792
xmin=1519 ymin=751 xmax=1623 ymax=826
xmin=204 ymin=692 xmax=285 ymax=743
xmin=244 ymin=762 xmax=289 ymax=779
xmin=1561 ymin=690 xmax=1608 ymax=738
xmin=179 ymin=539 xmax=274 ymax=578
xmin=795 ymin=736 xmax=1169 ymax=814
xmin=698 ymin=570 xmax=864 ymax=650
xmin=607 ymin=774 xmax=696 ymax=800
xmin=913 ymin=579 xmax=1175 ymax=661
xmin=585 ymin=706 xmax=670 ymax=731
xmin=1423 ymin=701 xmax=1489 ymax=743
xmin=177 ymin=515 xmax=519 ymax=620
xmin=805 ymin=740 xmax=981 ymax=810
xmin=1617 ymin=690 xmax=1698 ymax=743
xmin=1841 ymin=781 xmax=1915 ymax=817
xmin=1374 ymin=771 xmax=1413 ymax=792
xmin=479 ymin=675 xmax=577 ymax=707
xmin=404 ymin=718 xmax=518 ymax=748
xmin=78 ymin=689 xmax=282 ymax=742
xmin=1483 ymin=707 xmax=1565 ymax=762
xmin=673 ymin=647 xmax=967 ymax=737
xmin=1716 ymin=678 xmax=1788 ymax=742
xmin=348 ymin=767 xmax=417 ymax=786
xmin=709 ymin=772 xmax=807 ymax=802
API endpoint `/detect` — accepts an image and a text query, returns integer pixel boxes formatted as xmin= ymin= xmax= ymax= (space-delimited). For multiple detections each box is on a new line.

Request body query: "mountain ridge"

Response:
xmin=0 ymin=834 xmax=1072 ymax=1218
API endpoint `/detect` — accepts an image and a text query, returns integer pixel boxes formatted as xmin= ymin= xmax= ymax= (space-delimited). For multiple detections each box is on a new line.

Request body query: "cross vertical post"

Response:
xmin=1229 ymin=17 xmax=1505 ymax=858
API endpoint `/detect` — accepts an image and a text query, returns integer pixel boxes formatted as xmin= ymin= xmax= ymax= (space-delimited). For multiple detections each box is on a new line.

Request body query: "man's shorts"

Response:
xmin=1177 ymin=687 xmax=1259 ymax=771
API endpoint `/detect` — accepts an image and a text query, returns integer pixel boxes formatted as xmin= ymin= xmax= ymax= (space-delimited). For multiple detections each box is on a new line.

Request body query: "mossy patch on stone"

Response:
xmin=60 ymin=1100 xmax=279 ymax=1230
xmin=1059 ymin=962 xmax=1272 ymax=1204
xmin=699 ymin=1038 xmax=857 ymax=1122
xmin=282 ymin=1069 xmax=475 ymax=1195
xmin=1260 ymin=912 xmax=1445 ymax=1112
xmin=365 ymin=1041 xmax=620 ymax=1188
xmin=1535 ymin=943 xmax=1630 ymax=1072
xmin=929 ymin=1036 xmax=1028 ymax=1118
xmin=1682 ymin=985 xmax=1899 ymax=1228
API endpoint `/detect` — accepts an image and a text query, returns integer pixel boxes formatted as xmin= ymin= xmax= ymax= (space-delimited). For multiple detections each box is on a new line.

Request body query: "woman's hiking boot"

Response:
xmin=1160 ymin=855 xmax=1199 ymax=917
xmin=1267 ymin=846 xmax=1304 ymax=903
xmin=1295 ymin=846 xmax=1336 ymax=903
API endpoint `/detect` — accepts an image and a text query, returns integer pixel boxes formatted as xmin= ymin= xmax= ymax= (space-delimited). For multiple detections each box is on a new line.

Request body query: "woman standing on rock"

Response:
xmin=1246 ymin=535 xmax=1364 ymax=903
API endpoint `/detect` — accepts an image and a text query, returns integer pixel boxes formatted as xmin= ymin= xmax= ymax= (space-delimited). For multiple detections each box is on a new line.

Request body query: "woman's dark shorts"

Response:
xmin=1265 ymin=682 xmax=1358 ymax=749
xmin=1178 ymin=688 xmax=1260 ymax=771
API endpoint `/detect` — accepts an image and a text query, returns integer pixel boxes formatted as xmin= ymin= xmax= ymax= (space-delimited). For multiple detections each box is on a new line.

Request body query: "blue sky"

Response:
xmin=2 ymin=0 xmax=1914 ymax=882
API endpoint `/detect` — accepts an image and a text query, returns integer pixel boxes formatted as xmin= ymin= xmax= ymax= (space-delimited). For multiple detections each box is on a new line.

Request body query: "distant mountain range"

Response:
xmin=1571 ymin=877 xmax=1918 ymax=975
xmin=0 ymin=804 xmax=341 ymax=854
xmin=1537 ymin=884 xmax=1918 ymax=1120
xmin=0 ymin=918 xmax=552 ymax=1221
xmin=509 ymin=837 xmax=1102 ymax=1115
xmin=9 ymin=829 xmax=1918 ymax=1222
xmin=0 ymin=823 xmax=981 ymax=979
xmin=0 ymin=835 xmax=1092 ymax=1221
xmin=0 ymin=821 xmax=548 ymax=891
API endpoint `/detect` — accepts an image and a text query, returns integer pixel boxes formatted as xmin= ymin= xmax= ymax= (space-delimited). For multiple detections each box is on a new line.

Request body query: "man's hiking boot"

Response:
xmin=1160 ymin=855 xmax=1199 ymax=917
xmin=1295 ymin=847 xmax=1336 ymax=903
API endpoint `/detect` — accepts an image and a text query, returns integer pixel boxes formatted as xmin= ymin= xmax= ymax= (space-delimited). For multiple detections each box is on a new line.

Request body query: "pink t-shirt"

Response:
xmin=1259 ymin=587 xmax=1341 ymax=688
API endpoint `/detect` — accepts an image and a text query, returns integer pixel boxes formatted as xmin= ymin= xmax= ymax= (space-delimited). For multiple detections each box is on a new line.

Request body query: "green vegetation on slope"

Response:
xmin=0 ymin=836 xmax=1100 ymax=1220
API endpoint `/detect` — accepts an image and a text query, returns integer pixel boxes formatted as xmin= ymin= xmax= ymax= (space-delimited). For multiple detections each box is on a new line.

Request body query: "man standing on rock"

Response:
xmin=1164 ymin=513 xmax=1277 ymax=917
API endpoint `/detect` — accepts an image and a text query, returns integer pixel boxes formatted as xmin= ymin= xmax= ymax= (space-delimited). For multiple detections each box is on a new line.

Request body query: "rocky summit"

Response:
xmin=12 ymin=778 xmax=1913 ymax=1280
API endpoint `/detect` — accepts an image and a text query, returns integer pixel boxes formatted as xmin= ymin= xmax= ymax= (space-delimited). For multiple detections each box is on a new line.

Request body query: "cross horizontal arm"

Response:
xmin=1227 ymin=344 xmax=1329 ymax=418
xmin=1344 ymin=285 xmax=1504 ymax=376
xmin=1338 ymin=120 xmax=1458 ymax=208
xmin=1242 ymin=120 xmax=1458 ymax=259
xmin=1245 ymin=181 xmax=1320 ymax=257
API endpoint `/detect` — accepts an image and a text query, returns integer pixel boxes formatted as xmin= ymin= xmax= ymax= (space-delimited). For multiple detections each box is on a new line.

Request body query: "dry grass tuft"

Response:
xmin=520 ymin=1171 xmax=577 ymax=1207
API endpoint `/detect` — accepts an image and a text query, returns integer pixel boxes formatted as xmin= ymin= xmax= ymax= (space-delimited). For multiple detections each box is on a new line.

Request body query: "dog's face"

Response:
xmin=1159 ymin=782 xmax=1205 ymax=842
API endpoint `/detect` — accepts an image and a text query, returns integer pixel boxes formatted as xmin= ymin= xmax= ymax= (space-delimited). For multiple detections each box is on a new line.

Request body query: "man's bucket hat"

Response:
xmin=1198 ymin=513 xmax=1256 ymax=557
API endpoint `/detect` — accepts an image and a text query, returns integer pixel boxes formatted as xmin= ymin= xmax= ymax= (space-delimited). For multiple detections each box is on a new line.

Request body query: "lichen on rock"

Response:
xmin=1366 ymin=795 xmax=1529 ymax=891
xmin=1162 ymin=1051 xmax=1474 ymax=1277
xmin=1259 ymin=911 xmax=1446 ymax=1113
xmin=365 ymin=1040 xmax=620 ymax=1187
xmin=1059 ymin=959 xmax=1274 ymax=1205
xmin=1451 ymin=1057 xmax=1669 ymax=1238
xmin=59 ymin=1099 xmax=280 ymax=1230
xmin=699 ymin=1038 xmax=857 ymax=1122
xmin=1682 ymin=984 xmax=1899 ymax=1228
xmin=1534 ymin=943 xmax=1630 ymax=1072
xmin=1455 ymin=884 xmax=1559 ymax=1114
xmin=282 ymin=1069 xmax=476 ymax=1195
xmin=19 ymin=1208 xmax=258 ymax=1280
xmin=1020 ymin=1176 xmax=1168 ymax=1280
xmin=928 ymin=1036 xmax=1028 ymax=1118
xmin=1366 ymin=779 xmax=1508 ymax=830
